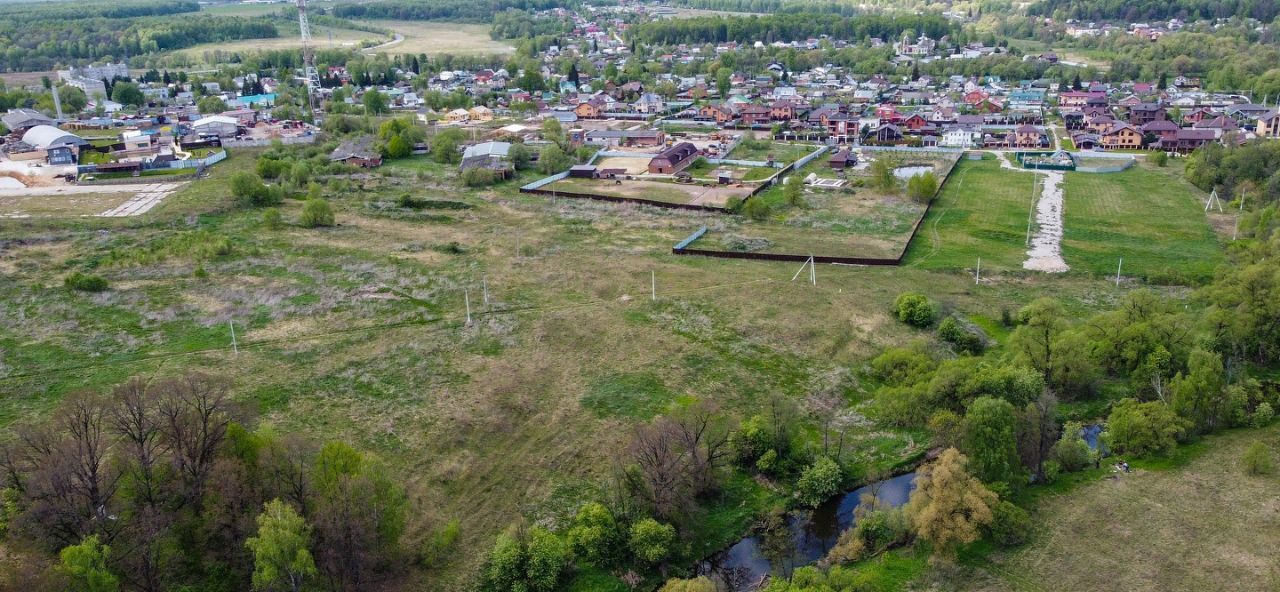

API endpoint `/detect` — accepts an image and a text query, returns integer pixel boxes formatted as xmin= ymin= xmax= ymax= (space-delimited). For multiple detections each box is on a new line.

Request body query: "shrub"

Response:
xmin=262 ymin=208 xmax=283 ymax=230
xmin=65 ymin=272 xmax=108 ymax=292
xmin=938 ymin=316 xmax=985 ymax=354
xmin=230 ymin=171 xmax=280 ymax=207
xmin=420 ymin=519 xmax=460 ymax=568
xmin=986 ymin=500 xmax=1032 ymax=547
xmin=894 ymin=292 xmax=936 ymax=328
xmin=628 ymin=518 xmax=676 ymax=566
xmin=1243 ymin=441 xmax=1273 ymax=475
xmin=905 ymin=171 xmax=938 ymax=203
xmin=796 ymin=456 xmax=842 ymax=507
xmin=462 ymin=167 xmax=499 ymax=187
xmin=1252 ymin=402 xmax=1274 ymax=427
xmin=1051 ymin=423 xmax=1093 ymax=472
xmin=299 ymin=199 xmax=335 ymax=228
xmin=1151 ymin=151 xmax=1168 ymax=167
xmin=742 ymin=196 xmax=772 ymax=220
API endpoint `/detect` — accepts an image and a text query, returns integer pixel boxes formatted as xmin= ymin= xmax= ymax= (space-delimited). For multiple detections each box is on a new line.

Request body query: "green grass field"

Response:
xmin=903 ymin=154 xmax=1033 ymax=274
xmin=1061 ymin=162 xmax=1223 ymax=283
xmin=904 ymin=155 xmax=1222 ymax=284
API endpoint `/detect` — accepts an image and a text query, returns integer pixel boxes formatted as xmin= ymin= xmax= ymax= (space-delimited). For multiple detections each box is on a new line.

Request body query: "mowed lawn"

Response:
xmin=903 ymin=155 xmax=1034 ymax=273
xmin=1061 ymin=163 xmax=1223 ymax=283
xmin=957 ymin=424 xmax=1280 ymax=592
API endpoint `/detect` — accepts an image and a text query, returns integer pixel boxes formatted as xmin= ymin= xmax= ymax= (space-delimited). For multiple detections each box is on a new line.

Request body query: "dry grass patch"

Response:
xmin=958 ymin=424 xmax=1280 ymax=592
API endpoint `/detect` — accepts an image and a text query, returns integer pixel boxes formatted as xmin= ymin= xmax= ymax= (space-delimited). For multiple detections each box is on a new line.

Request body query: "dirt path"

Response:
xmin=992 ymin=152 xmax=1069 ymax=273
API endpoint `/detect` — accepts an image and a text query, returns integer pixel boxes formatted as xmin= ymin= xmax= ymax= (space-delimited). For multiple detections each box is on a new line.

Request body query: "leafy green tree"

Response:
xmin=56 ymin=85 xmax=88 ymax=113
xmin=1170 ymin=349 xmax=1226 ymax=433
xmin=905 ymin=448 xmax=997 ymax=560
xmin=628 ymin=518 xmax=677 ymax=566
xmin=58 ymin=535 xmax=119 ymax=592
xmin=245 ymin=499 xmax=317 ymax=592
xmin=111 ymin=82 xmax=145 ymax=106
xmin=537 ymin=144 xmax=571 ymax=174
xmin=869 ymin=157 xmax=897 ymax=192
xmin=1009 ymin=298 xmax=1066 ymax=385
xmin=962 ymin=397 xmax=1022 ymax=485
xmin=362 ymin=89 xmax=389 ymax=115
xmin=197 ymin=95 xmax=228 ymax=114
xmin=431 ymin=128 xmax=467 ymax=164
xmin=385 ymin=134 xmax=412 ymax=159
xmin=508 ymin=143 xmax=533 ymax=170
xmin=796 ymin=456 xmax=842 ymax=507
xmin=716 ymin=68 xmax=731 ymax=97
xmin=1104 ymin=399 xmax=1187 ymax=457
xmin=300 ymin=198 xmax=334 ymax=228
xmin=893 ymin=292 xmax=936 ymax=328
xmin=541 ymin=117 xmax=564 ymax=146
xmin=566 ymin=503 xmax=623 ymax=568
xmin=481 ymin=527 xmax=568 ymax=592
xmin=986 ymin=500 xmax=1032 ymax=547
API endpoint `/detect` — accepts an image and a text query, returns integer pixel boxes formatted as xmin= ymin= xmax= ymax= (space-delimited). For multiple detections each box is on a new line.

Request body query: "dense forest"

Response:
xmin=331 ymin=0 xmax=572 ymax=23
xmin=1070 ymin=30 xmax=1280 ymax=95
xmin=0 ymin=14 xmax=278 ymax=72
xmin=628 ymin=13 xmax=957 ymax=45
xmin=1028 ymin=0 xmax=1280 ymax=22
xmin=661 ymin=0 xmax=868 ymax=17
xmin=0 ymin=0 xmax=199 ymax=23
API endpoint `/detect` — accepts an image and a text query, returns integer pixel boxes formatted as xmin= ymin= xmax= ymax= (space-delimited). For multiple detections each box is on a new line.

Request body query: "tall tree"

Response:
xmin=905 ymin=448 xmax=997 ymax=560
xmin=961 ymin=397 xmax=1022 ymax=485
xmin=246 ymin=499 xmax=317 ymax=592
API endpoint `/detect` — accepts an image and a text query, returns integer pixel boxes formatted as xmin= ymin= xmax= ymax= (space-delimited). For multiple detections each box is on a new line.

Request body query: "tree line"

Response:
xmin=0 ymin=15 xmax=279 ymax=73
xmin=627 ymin=13 xmax=957 ymax=46
xmin=331 ymin=0 xmax=571 ymax=24
xmin=661 ymin=0 xmax=869 ymax=17
xmin=0 ymin=0 xmax=199 ymax=23
xmin=1028 ymin=0 xmax=1280 ymax=23
xmin=1186 ymin=140 xmax=1280 ymax=242
xmin=0 ymin=372 xmax=414 ymax=592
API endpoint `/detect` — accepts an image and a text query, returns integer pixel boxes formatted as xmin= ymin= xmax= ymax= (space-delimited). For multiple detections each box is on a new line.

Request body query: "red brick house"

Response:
xmin=648 ymin=142 xmax=699 ymax=174
xmin=738 ymin=104 xmax=771 ymax=125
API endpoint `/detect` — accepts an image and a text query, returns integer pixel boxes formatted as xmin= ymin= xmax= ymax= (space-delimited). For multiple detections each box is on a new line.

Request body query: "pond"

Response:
xmin=700 ymin=472 xmax=918 ymax=590
xmin=892 ymin=165 xmax=933 ymax=179
xmin=1082 ymin=423 xmax=1104 ymax=451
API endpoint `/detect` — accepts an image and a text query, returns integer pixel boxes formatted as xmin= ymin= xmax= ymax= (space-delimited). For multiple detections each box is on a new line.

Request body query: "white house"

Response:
xmin=941 ymin=127 xmax=982 ymax=148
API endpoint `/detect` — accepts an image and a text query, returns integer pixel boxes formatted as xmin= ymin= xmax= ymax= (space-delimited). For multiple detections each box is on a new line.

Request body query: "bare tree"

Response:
xmin=264 ymin=434 xmax=315 ymax=517
xmin=624 ymin=405 xmax=732 ymax=522
xmin=57 ymin=390 xmax=121 ymax=540
xmin=156 ymin=372 xmax=232 ymax=509
xmin=110 ymin=378 xmax=166 ymax=509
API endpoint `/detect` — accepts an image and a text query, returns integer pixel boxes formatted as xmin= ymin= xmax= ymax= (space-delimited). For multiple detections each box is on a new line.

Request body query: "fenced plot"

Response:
xmin=543 ymin=176 xmax=755 ymax=208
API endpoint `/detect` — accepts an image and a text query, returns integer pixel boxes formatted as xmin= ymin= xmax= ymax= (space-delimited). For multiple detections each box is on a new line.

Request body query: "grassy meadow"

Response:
xmin=0 ymin=147 xmax=1217 ymax=589
xmin=954 ymin=423 xmax=1280 ymax=592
